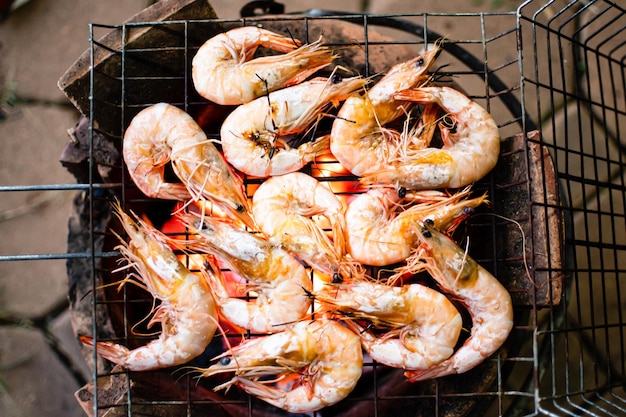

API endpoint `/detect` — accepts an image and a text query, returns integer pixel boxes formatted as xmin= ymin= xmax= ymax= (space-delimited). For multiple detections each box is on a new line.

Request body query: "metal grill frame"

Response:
xmin=46 ymin=0 xmax=625 ymax=415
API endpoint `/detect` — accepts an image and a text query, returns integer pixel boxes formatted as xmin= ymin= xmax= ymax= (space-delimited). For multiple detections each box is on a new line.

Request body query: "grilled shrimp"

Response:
xmin=362 ymin=86 xmax=501 ymax=190
xmin=198 ymin=318 xmax=362 ymax=413
xmin=176 ymin=213 xmax=312 ymax=333
xmin=400 ymin=223 xmax=514 ymax=381
xmin=123 ymin=103 xmax=255 ymax=229
xmin=346 ymin=186 xmax=486 ymax=266
xmin=220 ymin=74 xmax=367 ymax=177
xmin=79 ymin=205 xmax=218 ymax=371
xmin=252 ymin=171 xmax=362 ymax=283
xmin=192 ymin=26 xmax=336 ymax=105
xmin=316 ymin=281 xmax=462 ymax=370
xmin=329 ymin=45 xmax=441 ymax=177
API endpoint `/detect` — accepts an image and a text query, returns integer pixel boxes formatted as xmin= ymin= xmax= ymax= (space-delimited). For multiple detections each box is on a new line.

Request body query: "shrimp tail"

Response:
xmin=79 ymin=336 xmax=130 ymax=366
xmin=393 ymin=88 xmax=438 ymax=104
xmin=299 ymin=134 xmax=331 ymax=165
xmin=404 ymin=367 xmax=444 ymax=382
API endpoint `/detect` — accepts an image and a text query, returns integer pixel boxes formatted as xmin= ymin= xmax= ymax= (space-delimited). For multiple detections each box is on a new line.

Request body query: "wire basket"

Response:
xmin=53 ymin=0 xmax=625 ymax=416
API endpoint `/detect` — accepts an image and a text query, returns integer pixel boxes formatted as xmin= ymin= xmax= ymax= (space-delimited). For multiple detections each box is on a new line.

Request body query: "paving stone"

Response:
xmin=0 ymin=325 xmax=83 ymax=417
xmin=0 ymin=104 xmax=78 ymax=320
xmin=50 ymin=309 xmax=92 ymax=384
xmin=0 ymin=0 xmax=147 ymax=103
xmin=560 ymin=181 xmax=626 ymax=405
xmin=0 ymin=195 xmax=75 ymax=318
xmin=0 ymin=104 xmax=77 ymax=210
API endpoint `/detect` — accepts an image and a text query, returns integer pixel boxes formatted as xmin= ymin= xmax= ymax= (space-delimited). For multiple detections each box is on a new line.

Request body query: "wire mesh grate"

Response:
xmin=31 ymin=0 xmax=624 ymax=416
xmin=516 ymin=1 xmax=626 ymax=416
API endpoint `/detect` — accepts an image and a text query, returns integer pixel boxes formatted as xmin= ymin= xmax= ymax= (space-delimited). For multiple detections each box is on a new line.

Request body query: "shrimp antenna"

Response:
xmin=472 ymin=212 xmax=534 ymax=287
xmin=430 ymin=64 xmax=454 ymax=84
xmin=285 ymin=28 xmax=299 ymax=48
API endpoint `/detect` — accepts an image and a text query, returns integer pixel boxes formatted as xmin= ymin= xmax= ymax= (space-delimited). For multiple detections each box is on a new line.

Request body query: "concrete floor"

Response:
xmin=0 ymin=0 xmax=623 ymax=416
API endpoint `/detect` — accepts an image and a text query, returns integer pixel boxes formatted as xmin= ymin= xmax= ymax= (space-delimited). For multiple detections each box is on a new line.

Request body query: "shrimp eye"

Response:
xmin=331 ymin=73 xmax=342 ymax=84
xmin=236 ymin=204 xmax=245 ymax=213
xmin=462 ymin=207 xmax=474 ymax=215
xmin=421 ymin=228 xmax=432 ymax=238
xmin=416 ymin=57 xmax=425 ymax=67
xmin=424 ymin=218 xmax=435 ymax=226
xmin=331 ymin=272 xmax=343 ymax=284
xmin=220 ymin=357 xmax=231 ymax=366
xmin=398 ymin=187 xmax=407 ymax=198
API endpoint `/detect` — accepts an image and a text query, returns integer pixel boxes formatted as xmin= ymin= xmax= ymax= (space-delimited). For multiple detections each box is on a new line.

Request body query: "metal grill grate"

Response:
xmin=48 ymin=0 xmax=626 ymax=415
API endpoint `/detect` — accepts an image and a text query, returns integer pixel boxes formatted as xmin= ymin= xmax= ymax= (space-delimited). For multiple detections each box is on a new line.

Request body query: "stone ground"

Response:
xmin=0 ymin=0 xmax=623 ymax=416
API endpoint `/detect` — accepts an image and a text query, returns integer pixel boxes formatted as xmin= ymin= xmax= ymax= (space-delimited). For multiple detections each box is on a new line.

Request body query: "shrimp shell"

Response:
xmin=316 ymin=281 xmax=462 ymax=370
xmin=192 ymin=27 xmax=336 ymax=105
xmin=80 ymin=205 xmax=218 ymax=371
xmin=362 ymin=86 xmax=501 ymax=190
xmin=198 ymin=318 xmax=362 ymax=413
xmin=400 ymin=223 xmax=514 ymax=381
xmin=175 ymin=213 xmax=312 ymax=333
xmin=346 ymin=186 xmax=487 ymax=266
xmin=123 ymin=103 xmax=255 ymax=229
xmin=220 ymin=75 xmax=368 ymax=177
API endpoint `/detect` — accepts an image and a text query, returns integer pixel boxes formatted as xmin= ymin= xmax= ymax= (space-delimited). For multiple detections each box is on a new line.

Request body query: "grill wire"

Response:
xmin=27 ymin=0 xmax=622 ymax=415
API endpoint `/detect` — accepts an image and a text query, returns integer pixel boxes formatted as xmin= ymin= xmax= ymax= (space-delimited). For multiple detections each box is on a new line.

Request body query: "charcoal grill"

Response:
xmin=49 ymin=0 xmax=626 ymax=415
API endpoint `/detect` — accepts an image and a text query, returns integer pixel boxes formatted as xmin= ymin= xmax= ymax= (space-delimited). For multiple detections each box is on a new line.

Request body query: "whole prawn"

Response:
xmin=316 ymin=281 xmax=462 ymax=371
xmin=346 ymin=186 xmax=487 ymax=266
xmin=176 ymin=212 xmax=312 ymax=334
xmin=362 ymin=86 xmax=501 ymax=190
xmin=220 ymin=74 xmax=367 ymax=177
xmin=399 ymin=223 xmax=514 ymax=381
xmin=329 ymin=45 xmax=441 ymax=177
xmin=197 ymin=318 xmax=362 ymax=413
xmin=79 ymin=205 xmax=218 ymax=371
xmin=123 ymin=103 xmax=255 ymax=229
xmin=252 ymin=171 xmax=362 ymax=283
xmin=192 ymin=26 xmax=336 ymax=105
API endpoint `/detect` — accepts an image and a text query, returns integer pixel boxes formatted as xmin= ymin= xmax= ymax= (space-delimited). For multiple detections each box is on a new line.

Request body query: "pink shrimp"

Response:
xmin=329 ymin=45 xmax=441 ymax=177
xmin=345 ymin=186 xmax=487 ymax=266
xmin=399 ymin=223 xmax=514 ymax=381
xmin=197 ymin=319 xmax=362 ymax=413
xmin=316 ymin=280 xmax=462 ymax=371
xmin=79 ymin=204 xmax=218 ymax=371
xmin=362 ymin=86 xmax=501 ymax=190
xmin=192 ymin=26 xmax=336 ymax=105
xmin=122 ymin=103 xmax=255 ymax=229
xmin=175 ymin=212 xmax=312 ymax=334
